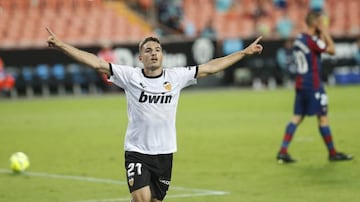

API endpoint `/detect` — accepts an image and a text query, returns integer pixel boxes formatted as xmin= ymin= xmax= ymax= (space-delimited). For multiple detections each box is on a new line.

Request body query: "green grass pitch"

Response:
xmin=0 ymin=86 xmax=359 ymax=202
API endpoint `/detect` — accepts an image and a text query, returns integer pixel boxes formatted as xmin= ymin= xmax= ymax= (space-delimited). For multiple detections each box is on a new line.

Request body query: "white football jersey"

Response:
xmin=109 ymin=64 xmax=198 ymax=155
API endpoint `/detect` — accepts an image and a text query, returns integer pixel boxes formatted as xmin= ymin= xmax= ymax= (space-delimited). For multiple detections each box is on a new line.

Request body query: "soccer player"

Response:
xmin=46 ymin=28 xmax=263 ymax=202
xmin=0 ymin=57 xmax=15 ymax=97
xmin=276 ymin=11 xmax=353 ymax=163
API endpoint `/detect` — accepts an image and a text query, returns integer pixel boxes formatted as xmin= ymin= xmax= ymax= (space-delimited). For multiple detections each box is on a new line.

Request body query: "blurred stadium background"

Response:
xmin=0 ymin=0 xmax=359 ymax=98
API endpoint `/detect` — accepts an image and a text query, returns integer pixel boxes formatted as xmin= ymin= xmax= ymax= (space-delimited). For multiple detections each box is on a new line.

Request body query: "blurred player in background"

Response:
xmin=46 ymin=27 xmax=263 ymax=202
xmin=276 ymin=11 xmax=353 ymax=163
xmin=0 ymin=57 xmax=15 ymax=97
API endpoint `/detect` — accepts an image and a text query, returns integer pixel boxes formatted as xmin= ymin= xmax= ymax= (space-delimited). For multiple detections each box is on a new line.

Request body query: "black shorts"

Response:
xmin=125 ymin=151 xmax=173 ymax=201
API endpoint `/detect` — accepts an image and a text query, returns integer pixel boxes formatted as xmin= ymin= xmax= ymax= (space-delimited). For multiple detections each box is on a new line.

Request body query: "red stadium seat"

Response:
xmin=0 ymin=0 xmax=13 ymax=10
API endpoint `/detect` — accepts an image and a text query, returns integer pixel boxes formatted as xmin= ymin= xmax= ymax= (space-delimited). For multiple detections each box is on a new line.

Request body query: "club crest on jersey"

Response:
xmin=128 ymin=178 xmax=134 ymax=187
xmin=163 ymin=81 xmax=172 ymax=91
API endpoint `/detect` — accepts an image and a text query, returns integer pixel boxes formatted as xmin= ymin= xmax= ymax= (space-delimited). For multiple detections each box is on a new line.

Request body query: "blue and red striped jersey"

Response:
xmin=293 ymin=33 xmax=327 ymax=90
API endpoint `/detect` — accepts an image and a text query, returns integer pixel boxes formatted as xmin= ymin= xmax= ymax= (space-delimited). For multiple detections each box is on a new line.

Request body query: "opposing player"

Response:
xmin=46 ymin=27 xmax=263 ymax=202
xmin=276 ymin=11 xmax=353 ymax=163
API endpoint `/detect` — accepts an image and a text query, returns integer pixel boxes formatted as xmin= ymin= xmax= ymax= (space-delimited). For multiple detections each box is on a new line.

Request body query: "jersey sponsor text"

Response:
xmin=138 ymin=91 xmax=172 ymax=104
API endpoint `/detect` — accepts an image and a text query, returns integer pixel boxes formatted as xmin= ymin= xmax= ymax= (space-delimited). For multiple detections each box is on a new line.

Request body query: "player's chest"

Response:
xmin=128 ymin=74 xmax=180 ymax=94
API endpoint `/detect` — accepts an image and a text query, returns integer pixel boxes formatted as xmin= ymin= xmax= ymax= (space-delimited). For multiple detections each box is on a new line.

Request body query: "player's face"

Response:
xmin=139 ymin=41 xmax=163 ymax=70
xmin=313 ymin=16 xmax=323 ymax=30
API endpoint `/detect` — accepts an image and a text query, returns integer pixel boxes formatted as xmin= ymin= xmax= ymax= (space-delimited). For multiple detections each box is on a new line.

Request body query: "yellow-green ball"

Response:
xmin=10 ymin=152 xmax=30 ymax=173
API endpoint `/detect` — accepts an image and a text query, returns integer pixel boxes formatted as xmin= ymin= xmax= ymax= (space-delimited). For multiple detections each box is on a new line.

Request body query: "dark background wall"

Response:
xmin=0 ymin=37 xmax=358 ymax=91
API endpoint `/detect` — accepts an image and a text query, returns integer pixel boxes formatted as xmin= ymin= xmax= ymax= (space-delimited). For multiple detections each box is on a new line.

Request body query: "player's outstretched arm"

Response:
xmin=197 ymin=36 xmax=263 ymax=78
xmin=46 ymin=27 xmax=110 ymax=75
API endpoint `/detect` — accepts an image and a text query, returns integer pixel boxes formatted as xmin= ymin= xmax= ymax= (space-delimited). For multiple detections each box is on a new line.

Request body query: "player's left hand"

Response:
xmin=46 ymin=27 xmax=63 ymax=48
xmin=244 ymin=36 xmax=263 ymax=55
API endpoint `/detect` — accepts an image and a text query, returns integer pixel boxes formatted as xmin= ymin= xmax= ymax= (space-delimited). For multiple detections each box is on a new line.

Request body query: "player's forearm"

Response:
xmin=57 ymin=42 xmax=110 ymax=75
xmin=322 ymin=31 xmax=335 ymax=55
xmin=198 ymin=50 xmax=246 ymax=78
xmin=197 ymin=36 xmax=263 ymax=78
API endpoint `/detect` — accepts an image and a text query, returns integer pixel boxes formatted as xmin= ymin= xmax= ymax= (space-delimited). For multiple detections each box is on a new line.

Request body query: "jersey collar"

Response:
xmin=142 ymin=69 xmax=164 ymax=79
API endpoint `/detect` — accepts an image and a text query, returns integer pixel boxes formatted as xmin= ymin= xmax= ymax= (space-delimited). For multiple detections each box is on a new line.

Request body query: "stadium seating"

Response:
xmin=182 ymin=0 xmax=360 ymax=39
xmin=33 ymin=64 xmax=51 ymax=96
xmin=18 ymin=66 xmax=35 ymax=97
xmin=0 ymin=0 xmax=358 ymax=48
xmin=223 ymin=38 xmax=243 ymax=55
xmin=50 ymin=64 xmax=66 ymax=95
xmin=11 ymin=63 xmax=107 ymax=97
xmin=1 ymin=0 xmax=359 ymax=97
xmin=66 ymin=63 xmax=87 ymax=95
xmin=0 ymin=0 xmax=154 ymax=48
xmin=63 ymin=63 xmax=104 ymax=95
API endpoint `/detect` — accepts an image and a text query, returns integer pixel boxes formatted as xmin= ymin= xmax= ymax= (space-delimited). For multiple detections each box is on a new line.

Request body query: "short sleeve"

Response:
xmin=172 ymin=66 xmax=198 ymax=89
xmin=108 ymin=63 xmax=135 ymax=89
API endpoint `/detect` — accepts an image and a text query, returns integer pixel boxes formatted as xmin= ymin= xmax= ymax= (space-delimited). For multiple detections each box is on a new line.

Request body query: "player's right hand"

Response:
xmin=316 ymin=15 xmax=328 ymax=35
xmin=46 ymin=27 xmax=61 ymax=48
xmin=243 ymin=36 xmax=263 ymax=55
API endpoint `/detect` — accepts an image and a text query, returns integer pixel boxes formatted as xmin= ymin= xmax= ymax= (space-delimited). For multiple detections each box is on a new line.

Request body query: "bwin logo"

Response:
xmin=139 ymin=91 xmax=172 ymax=104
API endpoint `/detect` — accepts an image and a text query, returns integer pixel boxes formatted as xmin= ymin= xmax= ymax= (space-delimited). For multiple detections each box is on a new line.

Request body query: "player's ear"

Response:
xmin=138 ymin=54 xmax=143 ymax=62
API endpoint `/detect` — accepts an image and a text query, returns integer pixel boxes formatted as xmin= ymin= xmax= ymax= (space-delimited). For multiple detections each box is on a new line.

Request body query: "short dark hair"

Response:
xmin=138 ymin=37 xmax=161 ymax=52
xmin=305 ymin=11 xmax=321 ymax=27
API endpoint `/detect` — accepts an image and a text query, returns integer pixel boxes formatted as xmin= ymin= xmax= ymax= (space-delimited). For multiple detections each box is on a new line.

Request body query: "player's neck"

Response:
xmin=305 ymin=27 xmax=317 ymax=36
xmin=143 ymin=67 xmax=163 ymax=78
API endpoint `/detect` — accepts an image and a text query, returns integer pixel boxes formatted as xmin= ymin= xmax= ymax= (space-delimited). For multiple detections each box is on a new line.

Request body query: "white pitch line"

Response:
xmin=0 ymin=169 xmax=127 ymax=185
xmin=170 ymin=185 xmax=227 ymax=195
xmin=76 ymin=192 xmax=228 ymax=202
xmin=0 ymin=169 xmax=229 ymax=201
